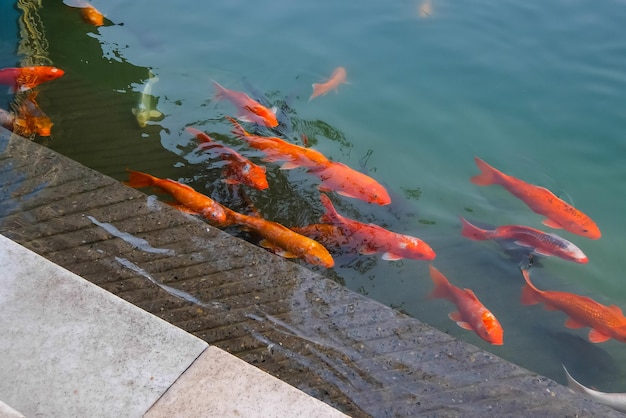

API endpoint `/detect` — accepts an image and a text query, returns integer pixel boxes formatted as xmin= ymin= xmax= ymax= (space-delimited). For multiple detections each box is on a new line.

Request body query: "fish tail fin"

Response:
xmin=470 ymin=157 xmax=501 ymax=186
xmin=460 ymin=217 xmax=490 ymax=240
xmin=428 ymin=265 xmax=452 ymax=300
xmin=225 ymin=116 xmax=250 ymax=138
xmin=319 ymin=193 xmax=341 ymax=223
xmin=520 ymin=269 xmax=540 ymax=305
xmin=309 ymin=83 xmax=325 ymax=101
xmin=212 ymin=80 xmax=227 ymax=101
xmin=125 ymin=170 xmax=157 ymax=189
xmin=562 ymin=365 xmax=586 ymax=394
xmin=185 ymin=126 xmax=213 ymax=143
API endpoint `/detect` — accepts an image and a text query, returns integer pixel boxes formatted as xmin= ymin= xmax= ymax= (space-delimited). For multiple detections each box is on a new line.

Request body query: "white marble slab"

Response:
xmin=145 ymin=346 xmax=349 ymax=418
xmin=0 ymin=234 xmax=208 ymax=418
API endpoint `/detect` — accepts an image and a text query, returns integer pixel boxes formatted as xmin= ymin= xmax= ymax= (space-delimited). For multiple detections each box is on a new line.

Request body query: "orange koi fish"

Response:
xmin=125 ymin=170 xmax=234 ymax=227
xmin=227 ymin=117 xmax=330 ymax=169
xmin=0 ymin=66 xmax=65 ymax=92
xmin=310 ymin=161 xmax=391 ymax=205
xmin=471 ymin=157 xmax=601 ymax=239
xmin=213 ymin=81 xmax=278 ymax=128
xmin=309 ymin=67 xmax=348 ymax=101
xmin=460 ymin=217 xmax=588 ymax=264
xmin=228 ymin=210 xmax=334 ymax=268
xmin=12 ymin=91 xmax=53 ymax=137
xmin=520 ymin=269 xmax=626 ymax=343
xmin=312 ymin=194 xmax=435 ymax=260
xmin=186 ymin=127 xmax=269 ymax=190
xmin=429 ymin=265 xmax=503 ymax=345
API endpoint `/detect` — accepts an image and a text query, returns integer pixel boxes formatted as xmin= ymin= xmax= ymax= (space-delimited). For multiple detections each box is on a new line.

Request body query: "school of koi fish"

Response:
xmin=3 ymin=3 xmax=625 ymax=398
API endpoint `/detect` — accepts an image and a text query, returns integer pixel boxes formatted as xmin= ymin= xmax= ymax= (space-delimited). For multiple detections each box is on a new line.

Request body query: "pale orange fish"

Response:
xmin=471 ymin=157 xmax=601 ymax=239
xmin=429 ymin=265 xmax=503 ymax=345
xmin=213 ymin=81 xmax=278 ymax=128
xmin=186 ymin=126 xmax=269 ymax=190
xmin=521 ymin=269 xmax=626 ymax=343
xmin=309 ymin=67 xmax=348 ymax=101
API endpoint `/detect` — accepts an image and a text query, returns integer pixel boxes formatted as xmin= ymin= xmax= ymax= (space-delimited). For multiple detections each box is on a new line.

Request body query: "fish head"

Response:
xmin=34 ymin=66 xmax=65 ymax=83
xmin=576 ymin=222 xmax=602 ymax=240
xmin=243 ymin=163 xmax=269 ymax=190
xmin=82 ymin=7 xmax=105 ymax=26
xmin=33 ymin=118 xmax=53 ymax=136
xmin=478 ymin=311 xmax=504 ymax=345
xmin=399 ymin=236 xmax=436 ymax=260
xmin=370 ymin=187 xmax=392 ymax=205
xmin=303 ymin=243 xmax=334 ymax=268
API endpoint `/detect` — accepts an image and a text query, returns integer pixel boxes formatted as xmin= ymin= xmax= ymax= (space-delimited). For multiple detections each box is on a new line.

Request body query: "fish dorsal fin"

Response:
xmin=280 ymin=162 xmax=300 ymax=170
xmin=609 ymin=305 xmax=625 ymax=316
xmin=588 ymin=329 xmax=612 ymax=343
xmin=463 ymin=288 xmax=480 ymax=301
xmin=564 ymin=318 xmax=586 ymax=329
xmin=542 ymin=218 xmax=563 ymax=229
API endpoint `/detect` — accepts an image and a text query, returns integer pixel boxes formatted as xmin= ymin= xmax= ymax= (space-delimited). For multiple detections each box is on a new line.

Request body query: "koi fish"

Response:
xmin=228 ymin=210 xmax=334 ymax=268
xmin=309 ymin=67 xmax=348 ymax=101
xmin=520 ymin=269 xmax=626 ymax=343
xmin=471 ymin=157 xmax=601 ymax=239
xmin=0 ymin=66 xmax=65 ymax=92
xmin=12 ymin=91 xmax=54 ymax=137
xmin=227 ymin=117 xmax=330 ymax=169
xmin=314 ymin=194 xmax=435 ymax=260
xmin=290 ymin=223 xmax=351 ymax=252
xmin=213 ymin=81 xmax=278 ymax=128
xmin=428 ymin=265 xmax=503 ymax=345
xmin=419 ymin=0 xmax=433 ymax=17
xmin=310 ymin=161 xmax=391 ymax=205
xmin=125 ymin=170 xmax=234 ymax=227
xmin=186 ymin=126 xmax=269 ymax=190
xmin=132 ymin=74 xmax=163 ymax=127
xmin=563 ymin=365 xmax=626 ymax=413
xmin=460 ymin=217 xmax=588 ymax=264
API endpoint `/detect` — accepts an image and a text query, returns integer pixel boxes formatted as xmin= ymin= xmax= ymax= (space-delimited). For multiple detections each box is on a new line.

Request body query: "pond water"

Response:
xmin=5 ymin=0 xmax=626 ymax=393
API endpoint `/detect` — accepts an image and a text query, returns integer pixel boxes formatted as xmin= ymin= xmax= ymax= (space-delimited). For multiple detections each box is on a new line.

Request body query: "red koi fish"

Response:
xmin=313 ymin=194 xmax=435 ymax=260
xmin=310 ymin=67 xmax=348 ymax=101
xmin=227 ymin=117 xmax=330 ymax=169
xmin=520 ymin=269 xmax=626 ymax=343
xmin=186 ymin=127 xmax=269 ymax=190
xmin=460 ymin=217 xmax=588 ymax=264
xmin=213 ymin=81 xmax=278 ymax=128
xmin=429 ymin=265 xmax=503 ymax=345
xmin=228 ymin=211 xmax=334 ymax=268
xmin=0 ymin=66 xmax=65 ymax=92
xmin=125 ymin=170 xmax=235 ymax=228
xmin=12 ymin=91 xmax=53 ymax=137
xmin=310 ymin=161 xmax=391 ymax=206
xmin=471 ymin=157 xmax=601 ymax=239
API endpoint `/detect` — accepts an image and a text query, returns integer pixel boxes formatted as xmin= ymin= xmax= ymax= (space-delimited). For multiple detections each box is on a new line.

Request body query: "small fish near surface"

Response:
xmin=228 ymin=210 xmax=334 ymax=268
xmin=132 ymin=74 xmax=163 ymax=128
xmin=227 ymin=116 xmax=330 ymax=169
xmin=520 ymin=268 xmax=626 ymax=343
xmin=186 ymin=126 xmax=269 ymax=190
xmin=11 ymin=91 xmax=54 ymax=137
xmin=471 ymin=157 xmax=601 ymax=239
xmin=309 ymin=67 xmax=348 ymax=101
xmin=305 ymin=194 xmax=435 ymax=261
xmin=460 ymin=217 xmax=588 ymax=264
xmin=65 ymin=0 xmax=106 ymax=26
xmin=0 ymin=66 xmax=65 ymax=92
xmin=213 ymin=81 xmax=278 ymax=128
xmin=563 ymin=365 xmax=626 ymax=413
xmin=125 ymin=170 xmax=235 ymax=228
xmin=428 ymin=265 xmax=503 ymax=345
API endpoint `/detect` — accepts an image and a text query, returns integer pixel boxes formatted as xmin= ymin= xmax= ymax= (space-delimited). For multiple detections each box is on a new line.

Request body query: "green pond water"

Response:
xmin=5 ymin=0 xmax=626 ymax=393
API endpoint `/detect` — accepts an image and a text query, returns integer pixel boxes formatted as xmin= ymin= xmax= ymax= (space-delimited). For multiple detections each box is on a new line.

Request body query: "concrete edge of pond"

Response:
xmin=0 ymin=127 xmax=622 ymax=417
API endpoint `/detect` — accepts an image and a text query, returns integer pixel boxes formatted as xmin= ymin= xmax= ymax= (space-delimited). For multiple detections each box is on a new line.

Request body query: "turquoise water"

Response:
xmin=8 ymin=0 xmax=626 ymax=391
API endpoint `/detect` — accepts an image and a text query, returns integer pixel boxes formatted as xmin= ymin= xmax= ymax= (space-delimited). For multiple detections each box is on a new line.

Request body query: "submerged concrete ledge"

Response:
xmin=0 ymin=126 xmax=622 ymax=417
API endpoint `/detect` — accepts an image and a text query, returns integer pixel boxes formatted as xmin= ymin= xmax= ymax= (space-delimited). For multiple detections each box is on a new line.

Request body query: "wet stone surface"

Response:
xmin=0 ymin=127 xmax=623 ymax=417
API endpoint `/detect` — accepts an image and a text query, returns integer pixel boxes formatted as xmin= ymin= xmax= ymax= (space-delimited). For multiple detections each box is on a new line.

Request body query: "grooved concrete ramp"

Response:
xmin=0 ymin=126 xmax=622 ymax=417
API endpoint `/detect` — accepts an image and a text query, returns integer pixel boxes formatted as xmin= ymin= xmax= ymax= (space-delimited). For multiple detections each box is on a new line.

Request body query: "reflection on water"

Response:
xmin=8 ymin=0 xmax=626 ymax=398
